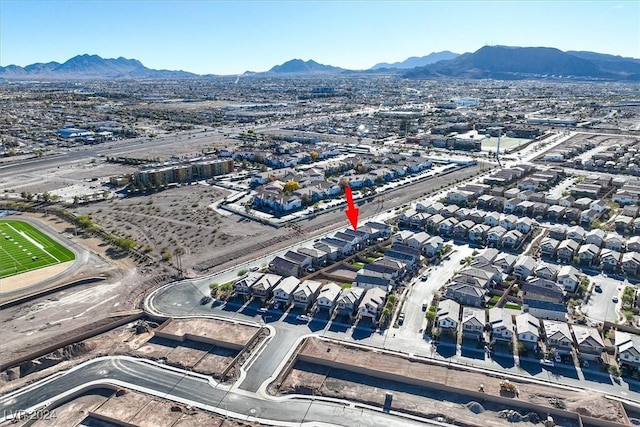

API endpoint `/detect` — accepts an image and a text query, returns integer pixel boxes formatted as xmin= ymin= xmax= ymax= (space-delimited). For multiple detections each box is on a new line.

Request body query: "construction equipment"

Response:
xmin=500 ymin=380 xmax=519 ymax=396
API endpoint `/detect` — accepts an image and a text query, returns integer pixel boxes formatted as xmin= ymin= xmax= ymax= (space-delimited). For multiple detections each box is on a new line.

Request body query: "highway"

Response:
xmin=0 ymin=356 xmax=429 ymax=426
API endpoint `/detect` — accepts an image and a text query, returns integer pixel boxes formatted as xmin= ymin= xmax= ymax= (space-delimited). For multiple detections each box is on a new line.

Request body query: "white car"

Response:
xmin=296 ymin=314 xmax=311 ymax=322
xmin=540 ymin=359 xmax=555 ymax=367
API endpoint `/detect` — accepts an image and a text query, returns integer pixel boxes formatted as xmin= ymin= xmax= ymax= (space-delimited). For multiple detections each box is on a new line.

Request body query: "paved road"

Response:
xmin=0 ymin=357 xmax=428 ymax=426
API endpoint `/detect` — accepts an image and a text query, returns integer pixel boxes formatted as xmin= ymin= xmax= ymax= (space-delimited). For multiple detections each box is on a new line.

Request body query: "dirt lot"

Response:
xmin=71 ymin=163 xmax=485 ymax=276
xmin=5 ymin=387 xmax=264 ymax=427
xmin=276 ymin=338 xmax=628 ymax=426
xmin=158 ymin=317 xmax=259 ymax=348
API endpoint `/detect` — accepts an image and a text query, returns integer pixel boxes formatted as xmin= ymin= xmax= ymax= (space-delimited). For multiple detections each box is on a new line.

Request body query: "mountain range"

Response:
xmin=2 ymin=47 xmax=639 ymax=81
xmin=402 ymin=46 xmax=640 ymax=80
xmin=370 ymin=51 xmax=460 ymax=70
xmin=0 ymin=54 xmax=196 ymax=79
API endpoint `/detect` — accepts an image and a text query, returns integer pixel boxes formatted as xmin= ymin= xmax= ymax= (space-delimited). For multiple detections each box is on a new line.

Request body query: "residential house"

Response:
xmin=566 ymin=225 xmax=587 ymax=244
xmin=438 ymin=217 xmax=458 ymax=236
xmin=525 ymin=299 xmax=568 ymax=322
xmin=422 ymin=236 xmax=444 ymax=258
xmin=284 ymin=250 xmax=313 ymax=271
xmin=251 ymin=273 xmax=283 ymax=300
xmin=577 ymin=243 xmax=600 ymax=266
xmin=272 ymin=276 xmax=301 ymax=306
xmin=503 ymin=198 xmax=518 ymax=214
xmin=316 ymin=282 xmax=342 ymax=312
xmin=615 ymin=331 xmax=640 ymax=369
xmin=442 ymin=204 xmax=461 ymax=218
xmin=297 ymin=247 xmax=327 ymax=267
xmin=580 ymin=209 xmax=601 ymax=227
xmin=461 ymin=307 xmax=486 ymax=340
xmin=493 ymin=252 xmax=517 ymax=273
xmin=453 ymin=220 xmax=474 ymax=240
xmin=488 ymin=307 xmax=514 ymax=343
xmin=234 ymin=272 xmax=263 ymax=296
xmin=516 ymin=217 xmax=535 ymax=234
xmin=486 ymin=226 xmax=507 ymax=247
xmin=334 ymin=287 xmax=365 ymax=317
xmin=366 ymin=221 xmax=393 ymax=239
xmin=585 ymin=229 xmax=606 ymax=247
xmin=513 ymin=256 xmax=537 ymax=279
xmin=626 ymin=235 xmax=640 ymax=253
xmin=437 ymin=299 xmax=461 ymax=336
xmin=362 ymin=263 xmax=400 ymax=282
xmin=468 ymin=210 xmax=487 ymax=224
xmin=502 ymin=229 xmax=524 ymax=249
xmin=622 ymin=252 xmax=640 ymax=276
xmin=475 ymin=248 xmax=499 ymax=265
xmin=499 ymin=214 xmax=519 ymax=231
xmin=522 ymin=278 xmax=564 ymax=303
xmin=548 ymin=225 xmax=567 ymax=241
xmin=445 ymin=283 xmax=487 ymax=307
xmin=355 ymin=274 xmax=392 ymax=292
xmin=604 ymin=233 xmax=626 ymax=252
xmin=392 ymin=230 xmax=415 ymax=245
xmin=293 ymin=280 xmax=323 ymax=309
xmin=557 ymin=265 xmax=581 ymax=293
xmin=571 ymin=324 xmax=605 ymax=361
xmin=600 ymin=248 xmax=622 ymax=272
xmin=357 ymin=287 xmax=387 ymax=322
xmin=515 ymin=313 xmax=541 ymax=350
xmin=484 ymin=212 xmax=501 ymax=227
xmin=269 ymin=256 xmax=302 ymax=278
xmin=543 ymin=320 xmax=574 ymax=354
xmin=556 ymin=239 xmax=580 ymax=263
xmin=427 ymin=214 xmax=445 ymax=233
xmin=539 ymin=237 xmax=560 ymax=258
xmin=547 ymin=205 xmax=566 ymax=220
xmin=535 ymin=263 xmax=559 ymax=281
xmin=468 ymin=224 xmax=490 ymax=243
xmin=313 ymin=242 xmax=340 ymax=261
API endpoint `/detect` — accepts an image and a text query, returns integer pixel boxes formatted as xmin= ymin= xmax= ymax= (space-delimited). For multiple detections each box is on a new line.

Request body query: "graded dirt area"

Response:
xmin=277 ymin=337 xmax=628 ymax=427
xmin=158 ymin=318 xmax=259 ymax=347
xmin=0 ymin=317 xmax=263 ymax=395
xmin=0 ymin=261 xmax=74 ymax=292
xmin=12 ymin=387 xmax=262 ymax=427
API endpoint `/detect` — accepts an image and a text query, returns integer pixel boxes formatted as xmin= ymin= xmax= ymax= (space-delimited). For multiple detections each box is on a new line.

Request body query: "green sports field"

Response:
xmin=0 ymin=219 xmax=75 ymax=279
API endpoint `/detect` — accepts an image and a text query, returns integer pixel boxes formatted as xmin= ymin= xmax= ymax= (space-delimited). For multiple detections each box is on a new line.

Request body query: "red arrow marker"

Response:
xmin=344 ymin=186 xmax=359 ymax=231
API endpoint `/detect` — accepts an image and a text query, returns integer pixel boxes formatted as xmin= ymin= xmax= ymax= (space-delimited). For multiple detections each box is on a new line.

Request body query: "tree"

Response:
xmin=309 ymin=151 xmax=319 ymax=160
xmin=283 ymin=180 xmax=301 ymax=194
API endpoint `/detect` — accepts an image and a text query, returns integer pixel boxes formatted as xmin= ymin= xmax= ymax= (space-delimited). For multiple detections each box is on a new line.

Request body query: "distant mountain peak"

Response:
xmin=371 ymin=51 xmax=459 ymax=70
xmin=268 ymin=58 xmax=344 ymax=74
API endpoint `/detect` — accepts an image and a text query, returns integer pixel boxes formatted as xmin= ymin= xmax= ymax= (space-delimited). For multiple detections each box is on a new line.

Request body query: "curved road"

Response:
xmin=0 ymin=356 xmax=432 ymax=426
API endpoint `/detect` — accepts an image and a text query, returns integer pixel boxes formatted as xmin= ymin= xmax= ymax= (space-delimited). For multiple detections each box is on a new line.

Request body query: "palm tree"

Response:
xmin=174 ymin=247 xmax=186 ymax=277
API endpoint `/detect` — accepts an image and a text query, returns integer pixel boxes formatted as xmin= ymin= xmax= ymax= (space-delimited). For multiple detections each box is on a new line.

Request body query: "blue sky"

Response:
xmin=1 ymin=1 xmax=638 ymax=75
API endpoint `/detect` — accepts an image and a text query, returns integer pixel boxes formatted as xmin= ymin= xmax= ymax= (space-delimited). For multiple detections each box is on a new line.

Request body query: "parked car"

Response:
xmin=257 ymin=307 xmax=268 ymax=314
xmin=296 ymin=314 xmax=311 ymax=322
xmin=273 ymin=302 xmax=281 ymax=310
xmin=554 ymin=353 xmax=562 ymax=363
xmin=398 ymin=313 xmax=405 ymax=325
xmin=540 ymin=359 xmax=555 ymax=367
xmin=612 ymin=296 xmax=619 ymax=303
xmin=421 ymin=274 xmax=429 ymax=280
xmin=594 ymin=285 xmax=602 ymax=293
xmin=249 ymin=266 xmax=259 ymax=272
